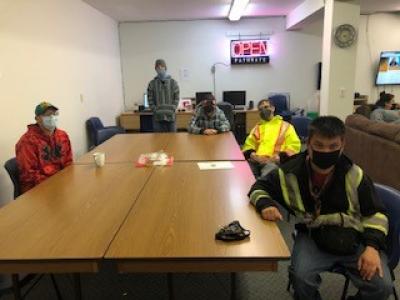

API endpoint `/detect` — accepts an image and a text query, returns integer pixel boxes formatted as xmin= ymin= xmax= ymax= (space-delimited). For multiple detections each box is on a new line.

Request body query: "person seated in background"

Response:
xmin=370 ymin=91 xmax=400 ymax=124
xmin=248 ymin=116 xmax=392 ymax=300
xmin=242 ymin=99 xmax=301 ymax=178
xmin=187 ymin=95 xmax=230 ymax=135
xmin=16 ymin=102 xmax=72 ymax=193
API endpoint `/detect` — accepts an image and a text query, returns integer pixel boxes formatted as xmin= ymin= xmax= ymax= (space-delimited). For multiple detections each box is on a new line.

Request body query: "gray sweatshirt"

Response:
xmin=147 ymin=75 xmax=180 ymax=122
xmin=370 ymin=108 xmax=400 ymax=124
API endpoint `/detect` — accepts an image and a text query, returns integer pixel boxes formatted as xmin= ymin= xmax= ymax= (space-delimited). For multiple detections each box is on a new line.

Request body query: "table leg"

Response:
xmin=12 ymin=274 xmax=22 ymax=300
xmin=230 ymin=272 xmax=236 ymax=300
xmin=73 ymin=273 xmax=82 ymax=300
xmin=167 ymin=273 xmax=175 ymax=300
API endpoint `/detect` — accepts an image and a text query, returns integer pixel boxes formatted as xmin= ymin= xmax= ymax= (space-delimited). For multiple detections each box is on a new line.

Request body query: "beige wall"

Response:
xmin=0 ymin=0 xmax=124 ymax=205
xmin=355 ymin=13 xmax=400 ymax=103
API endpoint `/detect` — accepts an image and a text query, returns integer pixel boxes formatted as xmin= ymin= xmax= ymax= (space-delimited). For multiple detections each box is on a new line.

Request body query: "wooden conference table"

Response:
xmin=106 ymin=162 xmax=289 ymax=272
xmin=76 ymin=132 xmax=245 ymax=163
xmin=0 ymin=132 xmax=289 ymax=299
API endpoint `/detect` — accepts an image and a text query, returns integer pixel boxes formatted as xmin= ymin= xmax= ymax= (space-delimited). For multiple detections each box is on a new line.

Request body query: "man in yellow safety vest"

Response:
xmin=248 ymin=116 xmax=392 ymax=300
xmin=242 ymin=99 xmax=301 ymax=178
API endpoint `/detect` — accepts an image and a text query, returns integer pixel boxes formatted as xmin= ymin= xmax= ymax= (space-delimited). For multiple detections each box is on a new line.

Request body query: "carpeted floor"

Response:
xmin=1 ymin=218 xmax=398 ymax=300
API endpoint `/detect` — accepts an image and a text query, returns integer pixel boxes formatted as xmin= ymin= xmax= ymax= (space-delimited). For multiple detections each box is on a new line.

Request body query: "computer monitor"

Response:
xmin=223 ymin=91 xmax=246 ymax=107
xmin=195 ymin=92 xmax=213 ymax=104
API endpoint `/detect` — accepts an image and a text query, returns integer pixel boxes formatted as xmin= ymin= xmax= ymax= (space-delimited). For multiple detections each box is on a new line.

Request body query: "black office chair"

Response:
xmin=217 ymin=102 xmax=234 ymax=130
xmin=4 ymin=158 xmax=21 ymax=199
xmin=86 ymin=117 xmax=125 ymax=149
xmin=3 ymin=158 xmax=63 ymax=300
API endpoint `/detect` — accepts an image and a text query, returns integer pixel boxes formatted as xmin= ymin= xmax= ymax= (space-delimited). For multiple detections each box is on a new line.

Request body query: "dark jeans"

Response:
xmin=291 ymin=232 xmax=393 ymax=300
xmin=153 ymin=120 xmax=176 ymax=133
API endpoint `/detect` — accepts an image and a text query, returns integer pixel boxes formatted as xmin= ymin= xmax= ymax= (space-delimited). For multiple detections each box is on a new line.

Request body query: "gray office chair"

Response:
xmin=217 ymin=102 xmax=234 ymax=129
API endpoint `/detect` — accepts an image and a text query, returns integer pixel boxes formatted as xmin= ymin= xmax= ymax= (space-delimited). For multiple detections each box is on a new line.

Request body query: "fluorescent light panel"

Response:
xmin=229 ymin=0 xmax=250 ymax=21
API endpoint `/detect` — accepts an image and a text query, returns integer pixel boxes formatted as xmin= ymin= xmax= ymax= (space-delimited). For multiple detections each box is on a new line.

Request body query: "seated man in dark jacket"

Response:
xmin=188 ymin=95 xmax=230 ymax=135
xmin=248 ymin=116 xmax=392 ymax=300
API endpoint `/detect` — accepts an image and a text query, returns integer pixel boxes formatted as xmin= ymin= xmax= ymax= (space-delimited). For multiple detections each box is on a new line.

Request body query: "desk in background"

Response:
xmin=120 ymin=111 xmax=193 ymax=132
xmin=119 ymin=110 xmax=259 ymax=143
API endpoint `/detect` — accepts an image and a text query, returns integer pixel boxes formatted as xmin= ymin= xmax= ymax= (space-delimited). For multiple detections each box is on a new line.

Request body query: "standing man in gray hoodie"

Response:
xmin=147 ymin=59 xmax=180 ymax=132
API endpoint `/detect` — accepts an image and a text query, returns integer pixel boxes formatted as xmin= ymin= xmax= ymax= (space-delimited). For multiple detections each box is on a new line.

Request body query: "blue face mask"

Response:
xmin=41 ymin=115 xmax=58 ymax=131
xmin=156 ymin=68 xmax=167 ymax=80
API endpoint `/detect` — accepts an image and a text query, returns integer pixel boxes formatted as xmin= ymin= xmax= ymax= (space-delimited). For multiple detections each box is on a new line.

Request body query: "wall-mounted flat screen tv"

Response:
xmin=376 ymin=51 xmax=400 ymax=85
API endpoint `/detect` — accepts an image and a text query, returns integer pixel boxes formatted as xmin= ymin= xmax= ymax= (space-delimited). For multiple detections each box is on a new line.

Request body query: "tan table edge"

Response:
xmin=73 ymin=161 xmax=136 ymax=165
xmin=108 ymin=257 xmax=290 ymax=273
xmin=0 ymin=259 xmax=99 ymax=273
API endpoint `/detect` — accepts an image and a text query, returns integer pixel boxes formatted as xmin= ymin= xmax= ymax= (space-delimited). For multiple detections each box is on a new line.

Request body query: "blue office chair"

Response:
xmin=3 ymin=158 xmax=63 ymax=299
xmin=217 ymin=102 xmax=234 ymax=130
xmin=268 ymin=93 xmax=292 ymax=121
xmin=287 ymin=183 xmax=400 ymax=300
xmin=268 ymin=93 xmax=303 ymax=121
xmin=340 ymin=183 xmax=400 ymax=300
xmin=86 ymin=117 xmax=125 ymax=148
xmin=4 ymin=158 xmax=21 ymax=199
xmin=291 ymin=116 xmax=312 ymax=142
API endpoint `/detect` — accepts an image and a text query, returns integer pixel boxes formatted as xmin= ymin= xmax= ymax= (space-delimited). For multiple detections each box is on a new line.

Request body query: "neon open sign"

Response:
xmin=230 ymin=39 xmax=270 ymax=64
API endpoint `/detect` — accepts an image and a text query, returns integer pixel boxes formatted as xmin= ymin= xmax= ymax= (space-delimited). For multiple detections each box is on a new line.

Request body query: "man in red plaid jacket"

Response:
xmin=16 ymin=102 xmax=72 ymax=193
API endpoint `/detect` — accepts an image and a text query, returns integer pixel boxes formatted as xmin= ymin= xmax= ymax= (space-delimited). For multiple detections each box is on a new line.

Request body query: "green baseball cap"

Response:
xmin=35 ymin=101 xmax=58 ymax=116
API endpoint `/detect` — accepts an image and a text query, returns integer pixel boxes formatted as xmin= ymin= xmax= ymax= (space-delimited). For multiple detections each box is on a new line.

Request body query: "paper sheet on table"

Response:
xmin=197 ymin=161 xmax=234 ymax=170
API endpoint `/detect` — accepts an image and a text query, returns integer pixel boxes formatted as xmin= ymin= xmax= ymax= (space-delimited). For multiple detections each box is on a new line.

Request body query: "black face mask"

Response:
xmin=259 ymin=108 xmax=272 ymax=120
xmin=311 ymin=149 xmax=341 ymax=170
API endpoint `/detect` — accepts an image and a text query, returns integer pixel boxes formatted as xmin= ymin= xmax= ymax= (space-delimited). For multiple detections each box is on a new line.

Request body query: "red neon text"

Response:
xmin=232 ymin=40 xmax=268 ymax=57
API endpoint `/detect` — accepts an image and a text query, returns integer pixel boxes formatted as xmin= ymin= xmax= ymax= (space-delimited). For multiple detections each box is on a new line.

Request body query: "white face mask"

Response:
xmin=41 ymin=115 xmax=58 ymax=131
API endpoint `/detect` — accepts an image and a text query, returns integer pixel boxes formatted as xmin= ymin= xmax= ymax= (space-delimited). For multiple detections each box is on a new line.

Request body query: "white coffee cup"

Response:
xmin=93 ymin=152 xmax=105 ymax=167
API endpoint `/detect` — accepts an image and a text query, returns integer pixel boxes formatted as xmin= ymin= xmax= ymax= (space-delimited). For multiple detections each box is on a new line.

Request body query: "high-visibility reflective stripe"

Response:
xmin=306 ymin=213 xmax=363 ymax=231
xmin=362 ymin=212 xmax=389 ymax=235
xmin=345 ymin=165 xmax=363 ymax=215
xmin=363 ymin=224 xmax=388 ymax=235
xmin=273 ymin=122 xmax=289 ymax=154
xmin=285 ymin=150 xmax=296 ymax=156
xmin=279 ymin=169 xmax=305 ymax=213
xmin=279 ymin=169 xmax=291 ymax=208
xmin=285 ymin=174 xmax=305 ymax=213
xmin=253 ymin=125 xmax=260 ymax=140
xmin=345 ymin=165 xmax=388 ymax=235
xmin=249 ymin=189 xmax=270 ymax=206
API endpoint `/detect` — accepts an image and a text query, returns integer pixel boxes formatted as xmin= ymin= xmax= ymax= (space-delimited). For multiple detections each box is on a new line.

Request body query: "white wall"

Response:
xmin=320 ymin=0 xmax=360 ymax=120
xmin=0 ymin=0 xmax=124 ymax=205
xmin=119 ymin=18 xmax=322 ymax=110
xmin=355 ymin=13 xmax=400 ymax=103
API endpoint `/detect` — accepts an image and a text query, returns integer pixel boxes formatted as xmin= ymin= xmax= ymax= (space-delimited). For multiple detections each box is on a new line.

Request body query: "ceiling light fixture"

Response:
xmin=228 ymin=0 xmax=250 ymax=21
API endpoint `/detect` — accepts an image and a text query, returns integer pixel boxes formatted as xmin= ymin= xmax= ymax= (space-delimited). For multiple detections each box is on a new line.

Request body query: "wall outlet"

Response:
xmin=80 ymin=94 xmax=84 ymax=103
xmin=339 ymin=87 xmax=345 ymax=98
